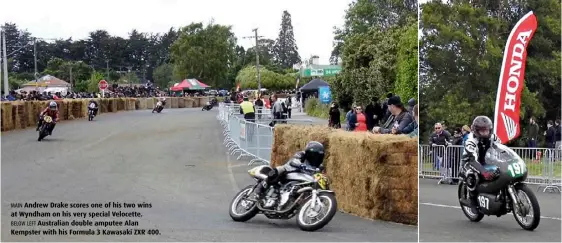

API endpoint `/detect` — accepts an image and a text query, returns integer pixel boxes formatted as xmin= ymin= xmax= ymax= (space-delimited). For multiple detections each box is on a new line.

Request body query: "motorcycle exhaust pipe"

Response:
xmin=256 ymin=193 xmax=305 ymax=213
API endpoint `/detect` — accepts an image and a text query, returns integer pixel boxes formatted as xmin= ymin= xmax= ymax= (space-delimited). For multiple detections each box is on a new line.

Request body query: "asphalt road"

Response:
xmin=419 ymin=178 xmax=561 ymax=242
xmin=1 ymin=108 xmax=416 ymax=242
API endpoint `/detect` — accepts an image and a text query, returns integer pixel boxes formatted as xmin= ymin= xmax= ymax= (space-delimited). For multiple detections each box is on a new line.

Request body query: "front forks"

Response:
xmin=507 ymin=185 xmax=525 ymax=216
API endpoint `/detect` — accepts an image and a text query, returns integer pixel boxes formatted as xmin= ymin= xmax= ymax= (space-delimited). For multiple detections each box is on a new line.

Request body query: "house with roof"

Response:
xmin=16 ymin=75 xmax=71 ymax=94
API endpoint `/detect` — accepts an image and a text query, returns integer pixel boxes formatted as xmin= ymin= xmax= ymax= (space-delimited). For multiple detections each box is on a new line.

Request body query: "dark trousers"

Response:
xmin=244 ymin=112 xmax=256 ymax=122
xmin=287 ymin=108 xmax=292 ymax=118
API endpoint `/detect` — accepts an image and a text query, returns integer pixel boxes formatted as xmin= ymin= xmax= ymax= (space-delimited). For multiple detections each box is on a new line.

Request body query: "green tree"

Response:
xmin=152 ymin=63 xmax=175 ymax=89
xmin=419 ymin=0 xmax=559 ymax=146
xmin=87 ymin=71 xmax=105 ymax=93
xmin=273 ymin=11 xmax=301 ymax=69
xmin=170 ymin=21 xmax=236 ymax=88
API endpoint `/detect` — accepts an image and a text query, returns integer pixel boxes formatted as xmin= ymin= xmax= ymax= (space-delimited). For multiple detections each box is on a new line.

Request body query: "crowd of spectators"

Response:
xmin=328 ymin=93 xmax=418 ymax=138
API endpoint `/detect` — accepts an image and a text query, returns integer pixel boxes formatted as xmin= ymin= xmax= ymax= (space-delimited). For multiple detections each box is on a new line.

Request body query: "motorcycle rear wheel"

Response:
xmin=512 ymin=183 xmax=540 ymax=231
xmin=229 ymin=185 xmax=259 ymax=222
xmin=458 ymin=181 xmax=484 ymax=222
xmin=296 ymin=192 xmax=337 ymax=231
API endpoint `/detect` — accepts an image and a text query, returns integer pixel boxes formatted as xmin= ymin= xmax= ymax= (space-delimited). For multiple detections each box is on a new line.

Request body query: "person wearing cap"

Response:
xmin=372 ymin=96 xmax=413 ymax=134
xmin=239 ymin=96 xmax=256 ymax=122
xmin=407 ymin=98 xmax=417 ymax=115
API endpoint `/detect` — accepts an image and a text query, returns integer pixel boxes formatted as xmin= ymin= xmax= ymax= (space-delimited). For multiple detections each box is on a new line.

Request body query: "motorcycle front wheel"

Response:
xmin=296 ymin=192 xmax=337 ymax=231
xmin=512 ymin=183 xmax=540 ymax=231
xmin=229 ymin=185 xmax=259 ymax=222
xmin=458 ymin=181 xmax=484 ymax=222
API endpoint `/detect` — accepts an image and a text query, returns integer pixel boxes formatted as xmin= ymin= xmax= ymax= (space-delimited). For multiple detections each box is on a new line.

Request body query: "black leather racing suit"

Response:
xmin=460 ymin=132 xmax=500 ymax=206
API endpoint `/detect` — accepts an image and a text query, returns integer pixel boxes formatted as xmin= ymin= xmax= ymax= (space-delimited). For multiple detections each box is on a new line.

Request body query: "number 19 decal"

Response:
xmin=478 ymin=195 xmax=489 ymax=209
xmin=507 ymin=160 xmax=527 ymax=177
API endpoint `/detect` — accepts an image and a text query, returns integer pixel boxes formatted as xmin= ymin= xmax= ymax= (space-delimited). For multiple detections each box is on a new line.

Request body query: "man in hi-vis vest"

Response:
xmin=239 ymin=96 xmax=256 ymax=122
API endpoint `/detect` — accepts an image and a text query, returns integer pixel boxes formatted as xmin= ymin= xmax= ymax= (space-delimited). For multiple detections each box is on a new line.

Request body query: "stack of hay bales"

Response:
xmin=0 ymin=97 xmax=211 ymax=131
xmin=270 ymin=124 xmax=418 ymax=225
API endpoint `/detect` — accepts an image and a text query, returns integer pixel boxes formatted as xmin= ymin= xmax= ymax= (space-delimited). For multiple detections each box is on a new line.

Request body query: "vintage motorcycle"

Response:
xmin=88 ymin=103 xmax=97 ymax=121
xmin=458 ymin=143 xmax=541 ymax=230
xmin=229 ymin=164 xmax=337 ymax=231
xmin=37 ymin=115 xmax=55 ymax=141
xmin=152 ymin=101 xmax=164 ymax=113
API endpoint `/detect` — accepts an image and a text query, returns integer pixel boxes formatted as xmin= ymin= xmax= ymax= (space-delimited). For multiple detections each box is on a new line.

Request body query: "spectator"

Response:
xmin=345 ymin=106 xmax=357 ymax=131
xmin=285 ymin=96 xmax=292 ymax=119
xmin=254 ymin=96 xmax=264 ymax=119
xmin=429 ymin=122 xmax=451 ymax=170
xmin=328 ymin=102 xmax=341 ymax=129
xmin=407 ymin=98 xmax=416 ymax=115
xmin=545 ymin=120 xmax=556 ymax=148
xmin=554 ymin=119 xmax=562 ymax=149
xmin=354 ymin=105 xmax=368 ymax=132
xmin=406 ymin=104 xmax=418 ymax=138
xmin=461 ymin=125 xmax=471 ymax=145
xmin=373 ymin=96 xmax=413 ymax=134
xmin=381 ymin=93 xmax=393 ymax=123
xmin=527 ymin=117 xmax=539 ymax=148
xmin=364 ymin=97 xmax=380 ymax=130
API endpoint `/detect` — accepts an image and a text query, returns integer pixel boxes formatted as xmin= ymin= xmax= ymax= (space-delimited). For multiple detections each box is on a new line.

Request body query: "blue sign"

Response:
xmin=318 ymin=86 xmax=332 ymax=104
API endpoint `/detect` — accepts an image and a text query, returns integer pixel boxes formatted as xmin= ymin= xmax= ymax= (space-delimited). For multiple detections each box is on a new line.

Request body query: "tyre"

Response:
xmin=229 ymin=185 xmax=259 ymax=222
xmin=296 ymin=192 xmax=337 ymax=232
xmin=512 ymin=183 xmax=540 ymax=231
xmin=37 ymin=127 xmax=47 ymax=141
xmin=458 ymin=182 xmax=484 ymax=222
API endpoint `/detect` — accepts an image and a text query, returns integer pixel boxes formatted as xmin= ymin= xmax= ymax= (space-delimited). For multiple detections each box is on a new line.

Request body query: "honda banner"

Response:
xmin=493 ymin=11 xmax=538 ymax=144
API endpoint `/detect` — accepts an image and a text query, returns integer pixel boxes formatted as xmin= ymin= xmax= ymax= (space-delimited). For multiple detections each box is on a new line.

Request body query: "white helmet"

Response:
xmin=49 ymin=101 xmax=57 ymax=111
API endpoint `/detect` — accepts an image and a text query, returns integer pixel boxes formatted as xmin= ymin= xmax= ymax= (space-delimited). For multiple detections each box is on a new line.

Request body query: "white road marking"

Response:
xmin=228 ymin=163 xmax=249 ymax=168
xmin=421 ymin=202 xmax=562 ymax=221
xmin=225 ymin=151 xmax=240 ymax=192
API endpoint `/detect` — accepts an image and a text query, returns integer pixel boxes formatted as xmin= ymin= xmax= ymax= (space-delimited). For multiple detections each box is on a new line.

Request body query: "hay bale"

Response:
xmin=80 ymin=100 xmax=89 ymax=117
xmin=170 ymin=97 xmax=179 ymax=108
xmin=269 ymin=125 xmax=418 ymax=225
xmin=135 ymin=99 xmax=141 ymax=110
xmin=198 ymin=97 xmax=209 ymax=107
xmin=55 ymin=100 xmax=68 ymax=120
xmin=128 ymin=98 xmax=136 ymax=110
xmin=1 ymin=102 xmax=14 ymax=131
xmin=100 ymin=99 xmax=109 ymax=113
xmin=164 ymin=98 xmax=172 ymax=109
xmin=178 ymin=97 xmax=186 ymax=108
xmin=270 ymin=124 xmax=333 ymax=167
xmin=108 ymin=99 xmax=117 ymax=112
xmin=12 ymin=102 xmax=27 ymax=129
xmin=326 ymin=131 xmax=418 ymax=225
xmin=146 ymin=98 xmax=155 ymax=109
xmin=185 ymin=98 xmax=194 ymax=108
xmin=117 ymin=98 xmax=125 ymax=111
xmin=24 ymin=101 xmax=36 ymax=127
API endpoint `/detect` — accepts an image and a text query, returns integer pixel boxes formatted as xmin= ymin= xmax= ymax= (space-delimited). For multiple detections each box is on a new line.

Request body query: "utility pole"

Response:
xmin=2 ymin=29 xmax=8 ymax=97
xmin=242 ymin=28 xmax=264 ymax=95
xmin=33 ymin=38 xmax=38 ymax=91
xmin=69 ymin=65 xmax=73 ymax=92
xmin=105 ymin=60 xmax=109 ymax=81
xmin=1 ymin=28 xmax=4 ymax=96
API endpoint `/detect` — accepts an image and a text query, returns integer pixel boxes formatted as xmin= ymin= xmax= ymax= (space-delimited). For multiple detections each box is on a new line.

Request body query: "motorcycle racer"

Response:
xmin=459 ymin=115 xmax=501 ymax=211
xmin=251 ymin=141 xmax=326 ymax=208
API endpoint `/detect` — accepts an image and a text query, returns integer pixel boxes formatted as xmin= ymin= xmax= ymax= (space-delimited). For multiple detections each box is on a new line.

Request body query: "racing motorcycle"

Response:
xmin=37 ymin=115 xmax=54 ymax=141
xmin=458 ymin=143 xmax=541 ymax=230
xmin=152 ymin=101 xmax=164 ymax=113
xmin=88 ymin=103 xmax=97 ymax=121
xmin=229 ymin=163 xmax=337 ymax=231
xmin=202 ymin=102 xmax=213 ymax=111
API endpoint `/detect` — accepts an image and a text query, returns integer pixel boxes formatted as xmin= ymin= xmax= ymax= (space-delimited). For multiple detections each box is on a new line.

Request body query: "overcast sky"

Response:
xmin=0 ymin=0 xmax=353 ymax=64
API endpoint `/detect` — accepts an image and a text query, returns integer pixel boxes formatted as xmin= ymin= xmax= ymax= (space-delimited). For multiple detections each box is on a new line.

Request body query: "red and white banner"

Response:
xmin=493 ymin=11 xmax=538 ymax=144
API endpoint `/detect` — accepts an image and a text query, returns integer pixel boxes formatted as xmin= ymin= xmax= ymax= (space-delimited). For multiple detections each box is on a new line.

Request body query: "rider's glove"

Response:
xmin=481 ymin=171 xmax=494 ymax=180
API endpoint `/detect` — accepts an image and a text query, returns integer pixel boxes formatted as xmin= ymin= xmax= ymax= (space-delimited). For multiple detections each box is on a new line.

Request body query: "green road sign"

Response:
xmin=301 ymin=65 xmax=341 ymax=77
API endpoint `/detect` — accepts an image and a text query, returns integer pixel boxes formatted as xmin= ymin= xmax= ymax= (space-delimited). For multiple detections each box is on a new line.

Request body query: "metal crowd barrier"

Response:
xmin=217 ymin=103 xmax=313 ymax=165
xmin=419 ymin=144 xmax=562 ymax=192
